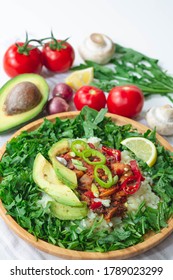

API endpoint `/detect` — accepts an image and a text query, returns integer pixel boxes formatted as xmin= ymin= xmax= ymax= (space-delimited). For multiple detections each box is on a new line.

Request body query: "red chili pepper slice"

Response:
xmin=121 ymin=175 xmax=141 ymax=195
xmin=90 ymin=201 xmax=102 ymax=210
xmin=102 ymin=146 xmax=121 ymax=162
xmin=121 ymin=160 xmax=145 ymax=195
xmin=130 ymin=160 xmax=145 ymax=181
xmin=88 ymin=143 xmax=95 ymax=149
xmin=84 ymin=191 xmax=95 ymax=198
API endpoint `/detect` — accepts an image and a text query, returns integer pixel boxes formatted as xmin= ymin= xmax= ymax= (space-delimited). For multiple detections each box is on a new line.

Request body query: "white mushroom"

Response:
xmin=146 ymin=104 xmax=173 ymax=136
xmin=78 ymin=33 xmax=115 ymax=64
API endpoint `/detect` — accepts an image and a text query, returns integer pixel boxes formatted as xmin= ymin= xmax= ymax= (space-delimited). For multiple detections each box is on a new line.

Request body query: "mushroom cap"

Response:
xmin=78 ymin=33 xmax=115 ymax=64
xmin=146 ymin=105 xmax=173 ymax=136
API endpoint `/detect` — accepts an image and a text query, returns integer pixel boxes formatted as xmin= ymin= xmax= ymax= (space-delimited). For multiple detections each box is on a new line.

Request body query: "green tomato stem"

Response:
xmin=16 ymin=32 xmax=41 ymax=55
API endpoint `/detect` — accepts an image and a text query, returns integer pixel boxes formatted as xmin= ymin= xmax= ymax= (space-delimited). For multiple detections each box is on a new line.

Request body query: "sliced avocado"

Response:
xmin=33 ymin=153 xmax=82 ymax=207
xmin=48 ymin=139 xmax=77 ymax=189
xmin=50 ymin=201 xmax=88 ymax=220
xmin=0 ymin=73 xmax=49 ymax=133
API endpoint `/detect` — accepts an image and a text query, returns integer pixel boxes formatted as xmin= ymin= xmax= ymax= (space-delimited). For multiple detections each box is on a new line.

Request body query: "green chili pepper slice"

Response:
xmin=94 ymin=164 xmax=113 ymax=188
xmin=82 ymin=149 xmax=106 ymax=165
xmin=71 ymin=140 xmax=89 ymax=157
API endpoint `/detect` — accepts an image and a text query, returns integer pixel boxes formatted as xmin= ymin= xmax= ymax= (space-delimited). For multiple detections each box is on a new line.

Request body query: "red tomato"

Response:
xmin=107 ymin=85 xmax=144 ymax=118
xmin=42 ymin=40 xmax=75 ymax=73
xmin=74 ymin=86 xmax=106 ymax=111
xmin=3 ymin=43 xmax=42 ymax=77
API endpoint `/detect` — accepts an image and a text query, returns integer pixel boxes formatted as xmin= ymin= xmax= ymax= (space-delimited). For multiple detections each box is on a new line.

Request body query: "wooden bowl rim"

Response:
xmin=0 ymin=111 xmax=173 ymax=260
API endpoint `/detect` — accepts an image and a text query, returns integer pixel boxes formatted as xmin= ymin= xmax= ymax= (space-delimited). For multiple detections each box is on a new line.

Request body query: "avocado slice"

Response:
xmin=48 ymin=139 xmax=77 ymax=189
xmin=33 ymin=153 xmax=82 ymax=207
xmin=50 ymin=201 xmax=88 ymax=220
xmin=0 ymin=73 xmax=49 ymax=133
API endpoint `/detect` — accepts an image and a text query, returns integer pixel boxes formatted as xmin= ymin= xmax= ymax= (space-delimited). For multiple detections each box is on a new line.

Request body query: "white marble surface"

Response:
xmin=0 ymin=0 xmax=173 ymax=260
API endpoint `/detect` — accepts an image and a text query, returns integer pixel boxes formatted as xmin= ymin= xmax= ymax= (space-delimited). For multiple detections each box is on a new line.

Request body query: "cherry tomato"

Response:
xmin=74 ymin=85 xmax=106 ymax=111
xmin=42 ymin=40 xmax=75 ymax=73
xmin=107 ymin=85 xmax=144 ymax=118
xmin=3 ymin=42 xmax=42 ymax=77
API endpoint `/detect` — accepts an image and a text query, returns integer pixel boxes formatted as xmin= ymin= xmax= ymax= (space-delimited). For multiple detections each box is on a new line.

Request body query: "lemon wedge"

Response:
xmin=65 ymin=67 xmax=94 ymax=90
xmin=121 ymin=137 xmax=157 ymax=167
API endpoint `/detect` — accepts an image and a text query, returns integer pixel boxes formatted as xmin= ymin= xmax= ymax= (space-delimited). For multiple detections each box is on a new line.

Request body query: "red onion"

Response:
xmin=47 ymin=97 xmax=69 ymax=115
xmin=52 ymin=83 xmax=73 ymax=102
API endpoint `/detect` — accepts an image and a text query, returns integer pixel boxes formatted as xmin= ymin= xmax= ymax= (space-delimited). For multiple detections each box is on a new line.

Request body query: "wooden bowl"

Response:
xmin=0 ymin=111 xmax=173 ymax=259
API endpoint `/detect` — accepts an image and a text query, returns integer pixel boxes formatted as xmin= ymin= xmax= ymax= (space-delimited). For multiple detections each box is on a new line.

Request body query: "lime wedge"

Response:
xmin=121 ymin=137 xmax=157 ymax=167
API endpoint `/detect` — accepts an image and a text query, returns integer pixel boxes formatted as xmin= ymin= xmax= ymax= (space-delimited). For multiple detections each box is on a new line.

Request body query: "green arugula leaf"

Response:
xmin=72 ymin=43 xmax=173 ymax=103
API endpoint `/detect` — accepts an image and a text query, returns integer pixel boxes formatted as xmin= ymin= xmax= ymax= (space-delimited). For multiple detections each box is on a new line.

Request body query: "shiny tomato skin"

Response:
xmin=42 ymin=41 xmax=75 ymax=73
xmin=74 ymin=85 xmax=106 ymax=111
xmin=3 ymin=43 xmax=43 ymax=77
xmin=107 ymin=85 xmax=144 ymax=118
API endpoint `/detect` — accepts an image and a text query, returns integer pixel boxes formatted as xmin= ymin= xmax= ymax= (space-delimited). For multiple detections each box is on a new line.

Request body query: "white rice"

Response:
xmin=121 ymin=150 xmax=134 ymax=164
xmin=78 ymin=210 xmax=114 ymax=232
xmin=127 ymin=177 xmax=160 ymax=212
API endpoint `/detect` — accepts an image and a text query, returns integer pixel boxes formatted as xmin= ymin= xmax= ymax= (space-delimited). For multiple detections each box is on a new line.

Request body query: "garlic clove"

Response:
xmin=146 ymin=105 xmax=173 ymax=136
xmin=78 ymin=33 xmax=115 ymax=65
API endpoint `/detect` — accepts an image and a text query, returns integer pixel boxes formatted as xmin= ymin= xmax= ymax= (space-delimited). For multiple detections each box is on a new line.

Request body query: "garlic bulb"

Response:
xmin=78 ymin=33 xmax=115 ymax=64
xmin=146 ymin=104 xmax=173 ymax=136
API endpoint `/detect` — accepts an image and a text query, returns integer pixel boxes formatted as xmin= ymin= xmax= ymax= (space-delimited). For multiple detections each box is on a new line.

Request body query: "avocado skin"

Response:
xmin=48 ymin=139 xmax=77 ymax=189
xmin=33 ymin=153 xmax=82 ymax=207
xmin=0 ymin=73 xmax=49 ymax=133
xmin=50 ymin=201 xmax=88 ymax=220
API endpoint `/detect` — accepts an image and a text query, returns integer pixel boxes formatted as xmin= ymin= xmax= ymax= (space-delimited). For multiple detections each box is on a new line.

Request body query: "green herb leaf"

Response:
xmin=72 ymin=44 xmax=173 ymax=102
